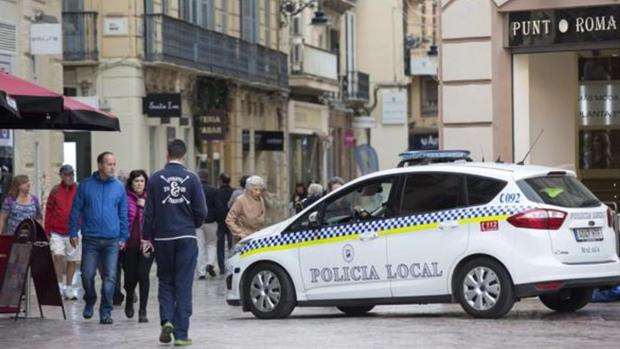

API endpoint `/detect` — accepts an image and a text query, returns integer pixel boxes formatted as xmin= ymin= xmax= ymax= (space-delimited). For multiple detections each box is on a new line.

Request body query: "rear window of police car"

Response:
xmin=517 ymin=175 xmax=600 ymax=208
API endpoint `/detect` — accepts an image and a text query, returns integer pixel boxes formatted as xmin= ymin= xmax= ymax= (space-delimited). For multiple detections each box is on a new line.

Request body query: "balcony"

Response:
xmin=144 ymin=14 xmax=287 ymax=90
xmin=62 ymin=12 xmax=98 ymax=62
xmin=290 ymin=43 xmax=339 ymax=94
xmin=342 ymin=71 xmax=370 ymax=104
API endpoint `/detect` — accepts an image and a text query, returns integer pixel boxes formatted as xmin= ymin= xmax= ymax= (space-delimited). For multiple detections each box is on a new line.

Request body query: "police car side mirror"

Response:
xmin=308 ymin=211 xmax=320 ymax=228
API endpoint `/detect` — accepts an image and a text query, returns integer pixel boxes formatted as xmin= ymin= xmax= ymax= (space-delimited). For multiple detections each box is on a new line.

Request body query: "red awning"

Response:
xmin=0 ymin=71 xmax=63 ymax=115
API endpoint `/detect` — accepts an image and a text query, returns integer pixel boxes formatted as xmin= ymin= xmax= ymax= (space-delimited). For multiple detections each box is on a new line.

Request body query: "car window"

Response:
xmin=518 ymin=175 xmax=600 ymax=208
xmin=399 ymin=173 xmax=465 ymax=215
xmin=286 ymin=208 xmax=319 ymax=232
xmin=466 ymin=175 xmax=507 ymax=206
xmin=323 ymin=177 xmax=395 ymax=226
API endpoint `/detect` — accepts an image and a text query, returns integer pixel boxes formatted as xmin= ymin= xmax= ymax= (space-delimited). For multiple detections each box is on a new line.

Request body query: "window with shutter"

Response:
xmin=0 ymin=22 xmax=16 ymax=55
xmin=220 ymin=0 xmax=228 ymax=33
xmin=264 ymin=0 xmax=270 ymax=47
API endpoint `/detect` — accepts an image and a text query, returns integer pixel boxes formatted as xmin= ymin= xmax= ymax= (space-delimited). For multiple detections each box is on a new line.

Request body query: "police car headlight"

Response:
xmin=231 ymin=240 xmax=251 ymax=256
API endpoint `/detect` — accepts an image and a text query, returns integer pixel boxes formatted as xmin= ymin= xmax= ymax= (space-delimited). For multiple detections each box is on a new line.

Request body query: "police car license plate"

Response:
xmin=573 ymin=228 xmax=603 ymax=242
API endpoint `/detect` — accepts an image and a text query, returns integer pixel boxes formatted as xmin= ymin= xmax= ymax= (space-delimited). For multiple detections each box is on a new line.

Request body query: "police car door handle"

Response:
xmin=438 ymin=221 xmax=460 ymax=230
xmin=358 ymin=231 xmax=378 ymax=241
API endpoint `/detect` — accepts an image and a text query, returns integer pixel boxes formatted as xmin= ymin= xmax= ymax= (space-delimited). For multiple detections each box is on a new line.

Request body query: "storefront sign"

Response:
xmin=104 ymin=17 xmax=129 ymax=36
xmin=579 ymin=84 xmax=620 ymax=127
xmin=508 ymin=5 xmax=620 ymax=49
xmin=30 ymin=24 xmax=62 ymax=55
xmin=242 ymin=130 xmax=284 ymax=151
xmin=382 ymin=91 xmax=407 ymax=125
xmin=411 ymin=133 xmax=439 ymax=150
xmin=194 ymin=110 xmax=227 ymax=141
xmin=143 ymin=93 xmax=182 ymax=117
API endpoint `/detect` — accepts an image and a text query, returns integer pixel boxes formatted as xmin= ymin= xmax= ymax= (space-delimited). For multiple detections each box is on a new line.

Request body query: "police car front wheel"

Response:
xmin=337 ymin=305 xmax=375 ymax=316
xmin=244 ymin=263 xmax=296 ymax=319
xmin=455 ymin=258 xmax=515 ymax=318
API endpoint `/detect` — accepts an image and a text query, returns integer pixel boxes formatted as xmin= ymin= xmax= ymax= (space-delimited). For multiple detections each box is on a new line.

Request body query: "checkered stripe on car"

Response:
xmin=239 ymin=205 xmax=531 ymax=257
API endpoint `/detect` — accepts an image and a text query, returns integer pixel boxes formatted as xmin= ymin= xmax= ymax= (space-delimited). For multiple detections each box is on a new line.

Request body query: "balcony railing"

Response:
xmin=62 ymin=12 xmax=98 ymax=61
xmin=144 ymin=14 xmax=287 ymax=90
xmin=291 ymin=43 xmax=338 ymax=81
xmin=343 ymin=71 xmax=370 ymax=102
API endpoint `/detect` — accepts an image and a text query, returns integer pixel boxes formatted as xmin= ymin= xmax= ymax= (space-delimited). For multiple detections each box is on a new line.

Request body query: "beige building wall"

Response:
xmin=357 ymin=0 xmax=409 ymax=171
xmin=0 ymin=0 xmax=64 ymax=201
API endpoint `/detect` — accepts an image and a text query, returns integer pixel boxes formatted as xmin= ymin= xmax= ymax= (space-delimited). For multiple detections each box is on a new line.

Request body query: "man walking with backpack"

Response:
xmin=141 ymin=139 xmax=207 ymax=346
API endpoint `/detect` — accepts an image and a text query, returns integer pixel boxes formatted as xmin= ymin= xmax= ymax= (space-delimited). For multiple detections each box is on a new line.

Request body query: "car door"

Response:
xmin=387 ymin=172 xmax=469 ymax=297
xmin=294 ymin=176 xmax=398 ymax=300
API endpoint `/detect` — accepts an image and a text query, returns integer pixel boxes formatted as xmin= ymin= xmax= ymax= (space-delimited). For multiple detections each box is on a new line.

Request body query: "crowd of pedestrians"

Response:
xmin=0 ymin=138 xmax=349 ymax=346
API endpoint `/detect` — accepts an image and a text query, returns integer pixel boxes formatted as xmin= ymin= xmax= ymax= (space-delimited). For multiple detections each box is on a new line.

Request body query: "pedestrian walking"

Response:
xmin=113 ymin=170 xmax=130 ymax=305
xmin=291 ymin=182 xmax=307 ymax=214
xmin=69 ymin=152 xmax=129 ymax=325
xmin=214 ymin=173 xmax=233 ymax=274
xmin=45 ymin=164 xmax=80 ymax=300
xmin=225 ymin=175 xmax=268 ymax=242
xmin=196 ymin=170 xmax=218 ymax=279
xmin=300 ymin=183 xmax=323 ymax=210
xmin=327 ymin=176 xmax=346 ymax=193
xmin=141 ymin=139 xmax=207 ymax=346
xmin=228 ymin=175 xmax=249 ymax=208
xmin=123 ymin=170 xmax=154 ymax=323
xmin=0 ymin=174 xmax=42 ymax=235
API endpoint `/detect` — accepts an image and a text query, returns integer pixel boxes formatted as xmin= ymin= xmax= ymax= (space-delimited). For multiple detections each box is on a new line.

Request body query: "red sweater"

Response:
xmin=45 ymin=182 xmax=78 ymax=235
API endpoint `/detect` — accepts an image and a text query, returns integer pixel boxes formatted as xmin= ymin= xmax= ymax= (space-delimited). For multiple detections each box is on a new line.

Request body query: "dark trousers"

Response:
xmin=122 ymin=247 xmax=154 ymax=312
xmin=216 ymin=222 xmax=232 ymax=272
xmin=81 ymin=237 xmax=119 ymax=319
xmin=155 ymin=238 xmax=197 ymax=341
xmin=113 ymin=252 xmax=124 ymax=303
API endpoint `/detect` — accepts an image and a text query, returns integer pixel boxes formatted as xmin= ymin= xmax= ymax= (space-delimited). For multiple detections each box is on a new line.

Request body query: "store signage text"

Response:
xmin=194 ymin=110 xmax=227 ymax=141
xmin=143 ymin=93 xmax=182 ymax=117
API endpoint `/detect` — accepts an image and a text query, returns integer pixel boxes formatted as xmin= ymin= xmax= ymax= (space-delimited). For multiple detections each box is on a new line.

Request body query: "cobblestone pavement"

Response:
xmin=1 ymin=274 xmax=620 ymax=349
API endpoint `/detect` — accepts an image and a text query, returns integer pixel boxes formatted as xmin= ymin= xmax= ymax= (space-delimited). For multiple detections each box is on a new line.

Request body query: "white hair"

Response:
xmin=307 ymin=183 xmax=323 ymax=197
xmin=245 ymin=175 xmax=265 ymax=190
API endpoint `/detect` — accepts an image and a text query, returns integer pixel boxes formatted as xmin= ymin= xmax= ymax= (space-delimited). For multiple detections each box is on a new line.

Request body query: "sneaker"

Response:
xmin=174 ymin=339 xmax=193 ymax=347
xmin=83 ymin=304 xmax=94 ymax=319
xmin=198 ymin=274 xmax=206 ymax=280
xmin=206 ymin=265 xmax=216 ymax=277
xmin=63 ymin=286 xmax=78 ymax=301
xmin=99 ymin=317 xmax=114 ymax=325
xmin=159 ymin=321 xmax=174 ymax=344
xmin=58 ymin=283 xmax=65 ymax=294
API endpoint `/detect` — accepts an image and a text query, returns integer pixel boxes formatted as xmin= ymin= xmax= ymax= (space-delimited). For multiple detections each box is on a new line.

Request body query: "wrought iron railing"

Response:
xmin=343 ymin=70 xmax=370 ymax=102
xmin=62 ymin=12 xmax=98 ymax=61
xmin=144 ymin=14 xmax=288 ymax=89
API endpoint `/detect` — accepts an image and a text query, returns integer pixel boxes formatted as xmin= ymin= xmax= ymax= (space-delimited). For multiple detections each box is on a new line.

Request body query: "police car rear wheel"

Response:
xmin=455 ymin=258 xmax=515 ymax=318
xmin=337 ymin=305 xmax=375 ymax=316
xmin=539 ymin=287 xmax=592 ymax=312
xmin=245 ymin=263 xmax=296 ymax=319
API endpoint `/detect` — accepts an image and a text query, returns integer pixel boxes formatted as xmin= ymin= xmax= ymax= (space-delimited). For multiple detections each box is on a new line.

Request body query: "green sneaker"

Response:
xmin=174 ymin=339 xmax=193 ymax=347
xmin=159 ymin=322 xmax=174 ymax=344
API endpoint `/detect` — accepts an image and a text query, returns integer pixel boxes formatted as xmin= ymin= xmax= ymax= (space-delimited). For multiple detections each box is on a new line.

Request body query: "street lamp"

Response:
xmin=280 ymin=0 xmax=329 ymax=26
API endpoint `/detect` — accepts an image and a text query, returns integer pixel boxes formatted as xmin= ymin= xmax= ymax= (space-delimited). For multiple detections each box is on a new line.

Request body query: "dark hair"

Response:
xmin=220 ymin=173 xmax=231 ymax=184
xmin=197 ymin=169 xmax=209 ymax=183
xmin=167 ymin=139 xmax=187 ymax=159
xmin=97 ymin=151 xmax=114 ymax=165
xmin=240 ymin=175 xmax=250 ymax=188
xmin=126 ymin=170 xmax=148 ymax=193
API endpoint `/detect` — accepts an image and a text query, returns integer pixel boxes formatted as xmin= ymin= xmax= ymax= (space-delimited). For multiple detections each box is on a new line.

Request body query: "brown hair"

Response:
xmin=8 ymin=175 xmax=29 ymax=199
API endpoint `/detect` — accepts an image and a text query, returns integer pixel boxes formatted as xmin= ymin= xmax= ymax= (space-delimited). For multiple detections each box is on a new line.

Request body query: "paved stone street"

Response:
xmin=2 ymin=275 xmax=620 ymax=349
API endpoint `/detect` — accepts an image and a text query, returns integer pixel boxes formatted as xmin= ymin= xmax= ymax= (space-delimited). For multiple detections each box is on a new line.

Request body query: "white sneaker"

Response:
xmin=63 ymin=286 xmax=78 ymax=300
xmin=58 ymin=283 xmax=65 ymax=293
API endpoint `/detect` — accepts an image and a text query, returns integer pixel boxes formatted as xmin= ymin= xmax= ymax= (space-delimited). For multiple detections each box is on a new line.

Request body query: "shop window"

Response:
xmin=579 ymin=57 xmax=620 ymax=81
xmin=421 ymin=76 xmax=438 ymax=116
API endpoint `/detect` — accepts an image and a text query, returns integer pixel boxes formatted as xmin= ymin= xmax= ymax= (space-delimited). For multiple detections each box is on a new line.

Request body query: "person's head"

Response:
xmin=97 ymin=152 xmax=116 ymax=179
xmin=126 ymin=170 xmax=148 ymax=195
xmin=328 ymin=176 xmax=345 ymax=192
xmin=307 ymin=183 xmax=323 ymax=198
xmin=58 ymin=164 xmax=75 ymax=186
xmin=295 ymin=183 xmax=306 ymax=196
xmin=8 ymin=175 xmax=30 ymax=199
xmin=245 ymin=175 xmax=265 ymax=200
xmin=167 ymin=139 xmax=187 ymax=161
xmin=197 ymin=169 xmax=209 ymax=184
xmin=220 ymin=173 xmax=231 ymax=185
xmin=239 ymin=175 xmax=250 ymax=189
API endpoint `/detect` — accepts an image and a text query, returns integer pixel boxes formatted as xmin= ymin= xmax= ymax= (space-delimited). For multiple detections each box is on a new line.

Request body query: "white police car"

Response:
xmin=226 ymin=162 xmax=620 ymax=319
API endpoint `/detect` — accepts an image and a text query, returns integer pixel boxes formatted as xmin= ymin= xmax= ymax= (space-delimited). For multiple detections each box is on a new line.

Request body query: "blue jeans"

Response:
xmin=81 ymin=237 xmax=119 ymax=319
xmin=155 ymin=238 xmax=197 ymax=340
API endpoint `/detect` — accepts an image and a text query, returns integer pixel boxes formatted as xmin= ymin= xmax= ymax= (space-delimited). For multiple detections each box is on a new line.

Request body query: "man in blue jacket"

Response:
xmin=69 ymin=151 xmax=128 ymax=324
xmin=141 ymin=139 xmax=207 ymax=346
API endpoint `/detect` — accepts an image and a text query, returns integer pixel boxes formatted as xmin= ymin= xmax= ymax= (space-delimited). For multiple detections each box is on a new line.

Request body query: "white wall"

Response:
xmin=513 ymin=52 xmax=577 ymax=169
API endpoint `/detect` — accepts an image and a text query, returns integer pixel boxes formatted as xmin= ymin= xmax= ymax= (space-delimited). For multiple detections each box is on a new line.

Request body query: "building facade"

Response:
xmin=439 ymin=0 xmax=620 ymax=205
xmin=62 ymin=0 xmax=290 ymax=221
xmin=0 ymin=0 xmax=65 ymax=202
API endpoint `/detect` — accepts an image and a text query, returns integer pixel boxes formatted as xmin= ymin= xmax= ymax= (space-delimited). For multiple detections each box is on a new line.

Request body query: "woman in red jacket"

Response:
xmin=123 ymin=170 xmax=153 ymax=323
